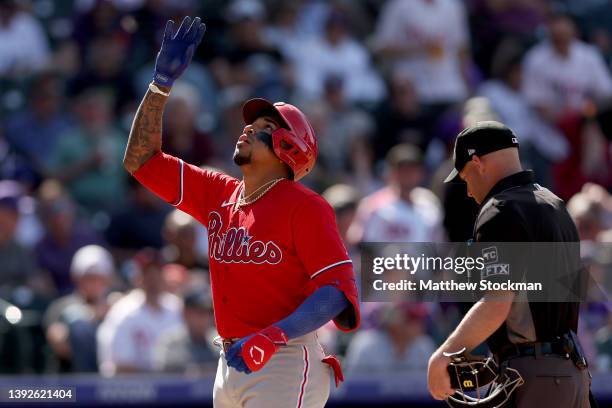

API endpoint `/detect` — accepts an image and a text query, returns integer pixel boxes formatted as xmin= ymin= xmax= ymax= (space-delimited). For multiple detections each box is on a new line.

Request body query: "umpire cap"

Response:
xmin=444 ymin=121 xmax=519 ymax=183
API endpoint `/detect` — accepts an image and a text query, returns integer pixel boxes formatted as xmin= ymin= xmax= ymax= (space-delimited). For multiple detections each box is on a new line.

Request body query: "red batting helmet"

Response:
xmin=242 ymin=98 xmax=318 ymax=181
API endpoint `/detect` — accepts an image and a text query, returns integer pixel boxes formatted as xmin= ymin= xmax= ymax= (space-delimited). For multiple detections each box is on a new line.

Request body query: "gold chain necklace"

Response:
xmin=237 ymin=178 xmax=284 ymax=208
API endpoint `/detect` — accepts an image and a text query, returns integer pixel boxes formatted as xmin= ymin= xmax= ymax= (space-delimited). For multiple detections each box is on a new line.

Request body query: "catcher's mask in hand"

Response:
xmin=443 ymin=348 xmax=524 ymax=408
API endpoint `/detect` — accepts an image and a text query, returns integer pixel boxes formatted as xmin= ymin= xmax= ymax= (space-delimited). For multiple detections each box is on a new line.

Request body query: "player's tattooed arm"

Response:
xmin=122 ymin=85 xmax=170 ymax=174
xmin=124 ymin=17 xmax=205 ymax=174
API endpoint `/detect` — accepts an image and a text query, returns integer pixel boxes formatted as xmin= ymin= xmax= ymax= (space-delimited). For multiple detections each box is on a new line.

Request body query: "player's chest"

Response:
xmin=205 ymin=207 xmax=292 ymax=266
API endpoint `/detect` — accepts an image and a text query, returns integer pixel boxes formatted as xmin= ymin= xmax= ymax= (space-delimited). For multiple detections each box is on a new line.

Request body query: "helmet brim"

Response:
xmin=242 ymin=98 xmax=290 ymax=130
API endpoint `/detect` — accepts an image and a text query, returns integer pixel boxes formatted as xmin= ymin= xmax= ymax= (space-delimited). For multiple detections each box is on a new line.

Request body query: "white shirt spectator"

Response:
xmin=292 ymin=36 xmax=385 ymax=104
xmin=523 ymin=40 xmax=612 ymax=113
xmin=97 ymin=289 xmax=183 ymax=376
xmin=358 ymin=187 xmax=443 ymax=242
xmin=373 ymin=0 xmax=469 ymax=104
xmin=344 ymin=329 xmax=435 ymax=374
xmin=479 ymin=80 xmax=569 ymax=162
xmin=0 ymin=12 xmax=50 ymax=76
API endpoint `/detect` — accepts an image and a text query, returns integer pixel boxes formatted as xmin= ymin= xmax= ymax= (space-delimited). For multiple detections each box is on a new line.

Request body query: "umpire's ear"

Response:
xmin=470 ymin=156 xmax=484 ymax=174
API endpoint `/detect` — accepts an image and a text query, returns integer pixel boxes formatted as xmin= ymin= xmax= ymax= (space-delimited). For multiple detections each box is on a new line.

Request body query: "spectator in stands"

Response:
xmin=70 ymin=0 xmax=125 ymax=64
xmin=567 ymin=183 xmax=611 ymax=242
xmin=210 ymin=0 xmax=289 ymax=101
xmin=35 ymin=180 xmax=104 ymax=295
xmin=154 ymin=287 xmax=217 ymax=374
xmin=582 ymin=183 xmax=612 ymax=233
xmin=162 ymin=210 xmax=208 ymax=274
xmin=162 ymin=83 xmax=215 ymax=166
xmin=348 ymin=144 xmax=443 ymax=243
xmin=4 ymin=72 xmax=72 ymax=180
xmin=161 ymin=263 xmax=192 ymax=296
xmin=106 ymin=177 xmax=171 ymax=258
xmin=523 ymin=13 xmax=612 ymax=121
xmin=264 ymin=3 xmax=305 ymax=60
xmin=0 ymin=181 xmax=49 ymax=374
xmin=0 ymin=130 xmax=38 ymax=189
xmin=306 ymin=75 xmax=376 ymax=190
xmin=580 ymin=0 xmax=612 ymax=69
xmin=0 ymin=181 xmax=37 ymax=295
xmin=523 ymin=14 xmax=612 ymax=199
xmin=344 ymin=302 xmax=435 ymax=375
xmin=0 ymin=0 xmax=51 ymax=77
xmin=292 ymin=10 xmax=385 ymax=104
xmin=467 ymin=0 xmax=548 ymax=77
xmin=372 ymin=71 xmax=437 ymax=163
xmin=68 ymin=33 xmax=137 ymax=115
xmin=45 ymin=86 xmax=127 ymax=214
xmin=322 ymin=184 xmax=361 ymax=250
xmin=97 ymin=249 xmax=183 ymax=375
xmin=319 ymin=183 xmax=362 ymax=355
xmin=478 ymin=39 xmax=569 ymax=187
xmin=43 ymin=245 xmax=114 ymax=372
xmin=372 ymin=0 xmax=471 ymax=111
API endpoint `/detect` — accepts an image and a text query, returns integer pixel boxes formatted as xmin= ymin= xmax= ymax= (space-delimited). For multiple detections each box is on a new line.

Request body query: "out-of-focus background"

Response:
xmin=0 ymin=0 xmax=611 ymax=406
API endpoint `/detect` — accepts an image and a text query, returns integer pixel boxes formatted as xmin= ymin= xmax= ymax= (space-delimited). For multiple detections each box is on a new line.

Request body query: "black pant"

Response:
xmin=506 ymin=354 xmax=590 ymax=407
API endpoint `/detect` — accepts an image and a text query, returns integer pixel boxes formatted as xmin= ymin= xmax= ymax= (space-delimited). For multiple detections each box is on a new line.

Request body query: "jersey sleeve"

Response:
xmin=293 ymin=195 xmax=360 ymax=331
xmin=133 ymin=152 xmax=238 ymax=223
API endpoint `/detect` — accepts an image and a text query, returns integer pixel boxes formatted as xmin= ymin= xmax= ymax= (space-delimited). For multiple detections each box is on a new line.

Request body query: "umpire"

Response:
xmin=427 ymin=121 xmax=592 ymax=407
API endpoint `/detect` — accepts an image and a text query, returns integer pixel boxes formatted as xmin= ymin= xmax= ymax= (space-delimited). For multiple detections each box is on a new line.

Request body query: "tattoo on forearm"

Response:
xmin=123 ymin=90 xmax=167 ymax=173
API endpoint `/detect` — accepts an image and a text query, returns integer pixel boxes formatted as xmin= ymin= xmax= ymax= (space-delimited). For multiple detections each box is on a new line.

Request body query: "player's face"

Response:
xmin=233 ymin=116 xmax=280 ymax=166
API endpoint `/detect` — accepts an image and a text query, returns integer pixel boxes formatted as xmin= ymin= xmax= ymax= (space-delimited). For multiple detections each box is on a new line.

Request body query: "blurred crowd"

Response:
xmin=0 ymin=0 xmax=611 ymax=378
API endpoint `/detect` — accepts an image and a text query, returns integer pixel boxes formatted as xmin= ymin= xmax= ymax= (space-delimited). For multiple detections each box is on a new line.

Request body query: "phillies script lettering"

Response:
xmin=208 ymin=212 xmax=282 ymax=264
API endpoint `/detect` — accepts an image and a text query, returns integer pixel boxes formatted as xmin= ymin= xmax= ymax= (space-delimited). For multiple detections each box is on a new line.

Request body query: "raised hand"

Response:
xmin=153 ymin=16 xmax=206 ymax=87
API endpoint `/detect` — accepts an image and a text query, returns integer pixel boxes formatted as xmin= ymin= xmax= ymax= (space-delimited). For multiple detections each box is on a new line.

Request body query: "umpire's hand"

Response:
xmin=153 ymin=16 xmax=206 ymax=87
xmin=427 ymin=350 xmax=454 ymax=400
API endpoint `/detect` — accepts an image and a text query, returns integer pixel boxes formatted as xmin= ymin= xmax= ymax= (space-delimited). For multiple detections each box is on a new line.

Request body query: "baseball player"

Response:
xmin=427 ymin=122 xmax=592 ymax=407
xmin=123 ymin=17 xmax=360 ymax=408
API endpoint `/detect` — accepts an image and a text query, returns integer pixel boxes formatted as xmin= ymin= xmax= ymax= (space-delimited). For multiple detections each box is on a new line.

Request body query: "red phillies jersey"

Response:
xmin=134 ymin=152 xmax=360 ymax=338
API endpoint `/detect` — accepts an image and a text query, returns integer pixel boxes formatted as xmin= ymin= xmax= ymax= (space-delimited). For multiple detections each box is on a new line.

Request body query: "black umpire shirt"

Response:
xmin=472 ymin=170 xmax=581 ymax=355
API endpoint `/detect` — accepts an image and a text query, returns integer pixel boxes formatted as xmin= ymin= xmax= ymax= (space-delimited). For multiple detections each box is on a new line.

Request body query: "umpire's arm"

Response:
xmin=427 ymin=291 xmax=514 ymax=400
xmin=428 ymin=205 xmax=526 ymax=400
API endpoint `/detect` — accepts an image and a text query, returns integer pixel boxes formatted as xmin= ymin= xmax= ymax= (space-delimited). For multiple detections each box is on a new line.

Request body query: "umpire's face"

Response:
xmin=459 ymin=156 xmax=489 ymax=204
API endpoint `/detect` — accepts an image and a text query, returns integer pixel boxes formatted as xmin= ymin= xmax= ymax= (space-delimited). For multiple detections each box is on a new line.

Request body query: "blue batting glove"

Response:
xmin=153 ymin=16 xmax=206 ymax=87
xmin=225 ymin=337 xmax=252 ymax=374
